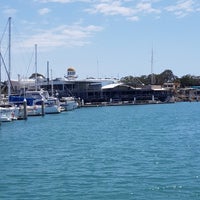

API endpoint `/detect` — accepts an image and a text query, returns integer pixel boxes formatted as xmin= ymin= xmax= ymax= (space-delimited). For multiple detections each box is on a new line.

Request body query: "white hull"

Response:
xmin=27 ymin=105 xmax=61 ymax=116
xmin=27 ymin=105 xmax=42 ymax=116
xmin=0 ymin=114 xmax=12 ymax=122
xmin=60 ymin=97 xmax=78 ymax=111
xmin=44 ymin=105 xmax=61 ymax=114
xmin=16 ymin=90 xmax=62 ymax=116
xmin=24 ymin=105 xmax=61 ymax=116
xmin=0 ymin=106 xmax=19 ymax=122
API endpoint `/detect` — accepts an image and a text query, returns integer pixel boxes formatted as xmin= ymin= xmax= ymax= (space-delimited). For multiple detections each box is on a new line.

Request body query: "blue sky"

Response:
xmin=0 ymin=0 xmax=200 ymax=80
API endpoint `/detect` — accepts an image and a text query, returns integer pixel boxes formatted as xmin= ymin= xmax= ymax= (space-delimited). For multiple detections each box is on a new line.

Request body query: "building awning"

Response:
xmin=102 ymin=83 xmax=123 ymax=90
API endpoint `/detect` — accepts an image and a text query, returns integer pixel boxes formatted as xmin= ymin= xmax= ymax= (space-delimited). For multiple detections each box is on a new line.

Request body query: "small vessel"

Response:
xmin=60 ymin=97 xmax=78 ymax=111
xmin=0 ymin=105 xmax=19 ymax=122
xmin=0 ymin=108 xmax=12 ymax=122
xmin=44 ymin=96 xmax=61 ymax=114
xmin=10 ymin=89 xmax=61 ymax=115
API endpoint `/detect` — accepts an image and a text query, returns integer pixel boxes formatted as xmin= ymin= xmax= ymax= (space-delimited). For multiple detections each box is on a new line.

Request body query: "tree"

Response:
xmin=156 ymin=69 xmax=178 ymax=85
xmin=121 ymin=69 xmax=178 ymax=86
xmin=179 ymin=75 xmax=200 ymax=87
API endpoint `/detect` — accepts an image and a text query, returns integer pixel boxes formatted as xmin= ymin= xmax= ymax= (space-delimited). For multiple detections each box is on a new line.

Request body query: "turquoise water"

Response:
xmin=0 ymin=102 xmax=200 ymax=200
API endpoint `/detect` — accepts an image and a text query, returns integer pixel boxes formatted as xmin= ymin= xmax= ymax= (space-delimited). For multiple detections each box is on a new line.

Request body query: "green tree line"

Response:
xmin=120 ymin=69 xmax=200 ymax=87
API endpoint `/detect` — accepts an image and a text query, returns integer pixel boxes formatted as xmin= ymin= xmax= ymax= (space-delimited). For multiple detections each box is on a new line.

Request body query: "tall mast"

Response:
xmin=151 ymin=48 xmax=154 ymax=85
xmin=47 ymin=61 xmax=49 ymax=87
xmin=51 ymin=68 xmax=53 ymax=96
xmin=0 ymin=29 xmax=2 ymax=100
xmin=8 ymin=17 xmax=11 ymax=96
xmin=35 ymin=44 xmax=37 ymax=91
xmin=0 ymin=45 xmax=1 ymax=100
xmin=96 ymin=57 xmax=99 ymax=79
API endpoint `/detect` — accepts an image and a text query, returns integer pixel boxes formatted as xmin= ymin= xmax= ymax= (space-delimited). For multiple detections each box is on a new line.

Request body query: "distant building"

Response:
xmin=64 ymin=67 xmax=78 ymax=80
xmin=10 ymin=68 xmax=173 ymax=103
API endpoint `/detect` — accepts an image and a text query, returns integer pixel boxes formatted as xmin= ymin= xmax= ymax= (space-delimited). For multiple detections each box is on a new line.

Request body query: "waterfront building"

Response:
xmin=10 ymin=68 xmax=173 ymax=103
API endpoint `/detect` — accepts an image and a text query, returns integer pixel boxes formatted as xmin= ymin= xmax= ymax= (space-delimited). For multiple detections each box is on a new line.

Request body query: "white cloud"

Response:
xmin=38 ymin=8 xmax=51 ymax=15
xmin=17 ymin=24 xmax=103 ymax=50
xmin=86 ymin=0 xmax=161 ymax=21
xmin=36 ymin=0 xmax=71 ymax=3
xmin=135 ymin=2 xmax=161 ymax=14
xmin=35 ymin=0 xmax=200 ymax=21
xmin=165 ymin=0 xmax=196 ymax=18
xmin=3 ymin=8 xmax=17 ymax=16
xmin=127 ymin=16 xmax=139 ymax=21
xmin=86 ymin=1 xmax=134 ymax=16
xmin=36 ymin=0 xmax=90 ymax=3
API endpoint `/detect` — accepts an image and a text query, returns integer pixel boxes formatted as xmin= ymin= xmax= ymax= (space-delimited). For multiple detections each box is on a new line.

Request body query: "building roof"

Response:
xmin=67 ymin=67 xmax=75 ymax=72
xmin=102 ymin=83 xmax=124 ymax=89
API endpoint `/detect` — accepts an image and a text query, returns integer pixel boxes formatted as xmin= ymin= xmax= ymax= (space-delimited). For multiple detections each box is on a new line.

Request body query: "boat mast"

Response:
xmin=151 ymin=48 xmax=154 ymax=85
xmin=8 ymin=17 xmax=11 ymax=96
xmin=0 ymin=43 xmax=1 ymax=101
xmin=51 ymin=68 xmax=53 ymax=96
xmin=35 ymin=44 xmax=37 ymax=91
xmin=47 ymin=61 xmax=49 ymax=86
xmin=96 ymin=57 xmax=99 ymax=79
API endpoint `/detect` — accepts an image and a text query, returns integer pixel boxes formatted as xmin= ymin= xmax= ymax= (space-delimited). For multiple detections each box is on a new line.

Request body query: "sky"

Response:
xmin=0 ymin=0 xmax=200 ymax=81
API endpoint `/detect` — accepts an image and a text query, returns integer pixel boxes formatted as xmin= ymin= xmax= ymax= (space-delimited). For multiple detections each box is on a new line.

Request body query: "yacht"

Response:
xmin=9 ymin=89 xmax=61 ymax=115
xmin=0 ymin=104 xmax=19 ymax=122
xmin=60 ymin=97 xmax=78 ymax=111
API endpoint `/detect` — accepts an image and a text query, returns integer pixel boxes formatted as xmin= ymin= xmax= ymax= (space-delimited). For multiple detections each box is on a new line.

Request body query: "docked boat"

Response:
xmin=43 ymin=96 xmax=61 ymax=114
xmin=60 ymin=97 xmax=78 ymax=111
xmin=0 ymin=105 xmax=19 ymax=122
xmin=9 ymin=95 xmax=42 ymax=116
xmin=0 ymin=107 xmax=12 ymax=122
xmin=9 ymin=89 xmax=61 ymax=115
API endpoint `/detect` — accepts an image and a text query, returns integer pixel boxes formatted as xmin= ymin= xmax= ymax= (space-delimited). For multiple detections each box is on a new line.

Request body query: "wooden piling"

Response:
xmin=23 ymin=99 xmax=27 ymax=120
xmin=41 ymin=99 xmax=45 ymax=116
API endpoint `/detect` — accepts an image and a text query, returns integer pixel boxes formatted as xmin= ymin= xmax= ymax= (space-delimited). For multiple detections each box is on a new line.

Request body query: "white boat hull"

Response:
xmin=0 ymin=106 xmax=19 ymax=122
xmin=60 ymin=97 xmax=78 ymax=111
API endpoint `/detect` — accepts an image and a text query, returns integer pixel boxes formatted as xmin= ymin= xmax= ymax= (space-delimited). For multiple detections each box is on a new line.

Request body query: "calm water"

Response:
xmin=0 ymin=102 xmax=200 ymax=200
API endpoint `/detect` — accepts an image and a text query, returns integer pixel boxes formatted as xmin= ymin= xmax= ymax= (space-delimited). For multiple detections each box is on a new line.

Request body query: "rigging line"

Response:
xmin=25 ymin=49 xmax=34 ymax=78
xmin=0 ymin=52 xmax=14 ymax=92
xmin=12 ymin=22 xmax=35 ymax=80
xmin=2 ymin=45 xmax=9 ymax=60
xmin=0 ymin=18 xmax=9 ymax=44
xmin=1 ymin=20 xmax=11 ymax=60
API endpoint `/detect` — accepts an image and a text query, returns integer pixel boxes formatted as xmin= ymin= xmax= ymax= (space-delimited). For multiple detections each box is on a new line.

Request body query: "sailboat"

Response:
xmin=9 ymin=46 xmax=61 ymax=115
xmin=0 ymin=17 xmax=20 ymax=121
xmin=27 ymin=50 xmax=61 ymax=114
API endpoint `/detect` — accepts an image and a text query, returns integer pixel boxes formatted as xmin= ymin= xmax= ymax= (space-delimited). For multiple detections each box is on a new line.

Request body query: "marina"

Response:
xmin=0 ymin=0 xmax=199 ymax=198
xmin=0 ymin=18 xmax=195 ymax=122
xmin=0 ymin=14 xmax=199 ymax=200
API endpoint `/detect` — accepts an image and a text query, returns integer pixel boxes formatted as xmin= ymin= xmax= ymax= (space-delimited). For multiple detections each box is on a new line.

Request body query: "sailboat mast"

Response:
xmin=51 ymin=68 xmax=53 ymax=96
xmin=0 ymin=46 xmax=1 ymax=100
xmin=8 ymin=17 xmax=11 ymax=96
xmin=35 ymin=44 xmax=37 ymax=91
xmin=47 ymin=61 xmax=49 ymax=86
xmin=151 ymin=48 xmax=154 ymax=85
xmin=96 ymin=57 xmax=99 ymax=79
xmin=0 ymin=41 xmax=2 ymax=100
